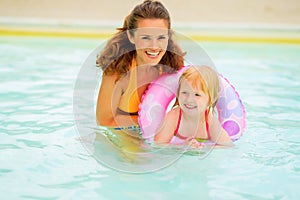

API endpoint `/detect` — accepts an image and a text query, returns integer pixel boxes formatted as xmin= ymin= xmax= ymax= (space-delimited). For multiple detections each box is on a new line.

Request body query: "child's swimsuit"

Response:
xmin=174 ymin=109 xmax=211 ymax=141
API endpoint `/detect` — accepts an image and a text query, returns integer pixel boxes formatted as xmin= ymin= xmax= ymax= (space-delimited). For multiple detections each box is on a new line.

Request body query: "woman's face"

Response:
xmin=128 ymin=19 xmax=169 ymax=66
xmin=178 ymin=79 xmax=210 ymax=116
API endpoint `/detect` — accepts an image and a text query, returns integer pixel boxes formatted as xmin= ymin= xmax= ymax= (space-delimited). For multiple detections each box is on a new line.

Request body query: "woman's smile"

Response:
xmin=145 ymin=50 xmax=160 ymax=57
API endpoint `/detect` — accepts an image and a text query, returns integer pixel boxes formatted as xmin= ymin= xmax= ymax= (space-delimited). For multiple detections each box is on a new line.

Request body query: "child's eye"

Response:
xmin=195 ymin=93 xmax=201 ymax=97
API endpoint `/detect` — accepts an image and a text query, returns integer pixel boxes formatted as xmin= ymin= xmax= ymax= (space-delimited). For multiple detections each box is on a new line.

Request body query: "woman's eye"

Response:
xmin=158 ymin=36 xmax=167 ymax=40
xmin=141 ymin=36 xmax=150 ymax=40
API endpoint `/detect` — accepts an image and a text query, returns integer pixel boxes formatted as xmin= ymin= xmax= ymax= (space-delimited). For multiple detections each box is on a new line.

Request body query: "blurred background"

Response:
xmin=0 ymin=0 xmax=299 ymax=42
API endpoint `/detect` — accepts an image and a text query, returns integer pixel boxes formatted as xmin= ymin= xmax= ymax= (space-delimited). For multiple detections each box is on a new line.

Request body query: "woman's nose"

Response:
xmin=149 ymin=38 xmax=158 ymax=48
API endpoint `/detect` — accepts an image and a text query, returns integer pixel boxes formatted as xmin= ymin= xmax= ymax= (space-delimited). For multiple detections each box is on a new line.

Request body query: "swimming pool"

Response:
xmin=1 ymin=35 xmax=300 ymax=199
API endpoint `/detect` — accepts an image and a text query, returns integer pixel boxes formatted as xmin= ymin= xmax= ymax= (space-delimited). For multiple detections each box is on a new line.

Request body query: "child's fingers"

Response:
xmin=188 ymin=138 xmax=202 ymax=148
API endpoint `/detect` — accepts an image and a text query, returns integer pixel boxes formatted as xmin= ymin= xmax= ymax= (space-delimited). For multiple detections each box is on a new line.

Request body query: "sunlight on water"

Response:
xmin=0 ymin=36 xmax=300 ymax=199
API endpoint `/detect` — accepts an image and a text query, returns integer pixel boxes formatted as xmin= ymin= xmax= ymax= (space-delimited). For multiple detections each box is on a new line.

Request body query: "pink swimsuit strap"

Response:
xmin=174 ymin=109 xmax=210 ymax=140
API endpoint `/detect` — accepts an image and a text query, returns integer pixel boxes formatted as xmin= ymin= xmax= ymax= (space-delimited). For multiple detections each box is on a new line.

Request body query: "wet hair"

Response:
xmin=96 ymin=0 xmax=185 ymax=80
xmin=178 ymin=66 xmax=220 ymax=113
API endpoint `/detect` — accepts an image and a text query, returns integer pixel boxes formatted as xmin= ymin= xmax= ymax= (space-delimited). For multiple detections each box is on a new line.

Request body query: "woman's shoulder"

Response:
xmin=102 ymin=72 xmax=129 ymax=83
xmin=101 ymin=73 xmax=118 ymax=84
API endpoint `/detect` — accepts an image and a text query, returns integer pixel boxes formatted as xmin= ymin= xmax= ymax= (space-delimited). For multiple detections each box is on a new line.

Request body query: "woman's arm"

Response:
xmin=209 ymin=114 xmax=233 ymax=146
xmin=96 ymin=74 xmax=138 ymax=126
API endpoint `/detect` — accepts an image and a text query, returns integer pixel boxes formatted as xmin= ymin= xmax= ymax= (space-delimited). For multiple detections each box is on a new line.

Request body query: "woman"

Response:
xmin=96 ymin=0 xmax=185 ymax=127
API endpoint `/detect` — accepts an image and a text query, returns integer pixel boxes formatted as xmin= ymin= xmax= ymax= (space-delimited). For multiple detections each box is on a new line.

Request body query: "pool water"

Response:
xmin=1 ymin=35 xmax=300 ymax=199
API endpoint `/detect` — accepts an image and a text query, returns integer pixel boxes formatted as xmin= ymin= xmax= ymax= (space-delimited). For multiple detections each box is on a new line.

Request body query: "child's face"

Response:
xmin=178 ymin=79 xmax=209 ymax=116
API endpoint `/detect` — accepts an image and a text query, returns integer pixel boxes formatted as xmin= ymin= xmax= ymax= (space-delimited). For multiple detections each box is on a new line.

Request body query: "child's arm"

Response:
xmin=209 ymin=114 xmax=233 ymax=146
xmin=154 ymin=109 xmax=178 ymax=144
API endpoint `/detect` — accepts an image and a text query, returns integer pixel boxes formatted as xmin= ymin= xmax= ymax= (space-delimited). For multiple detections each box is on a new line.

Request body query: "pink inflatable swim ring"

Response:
xmin=138 ymin=66 xmax=246 ymax=143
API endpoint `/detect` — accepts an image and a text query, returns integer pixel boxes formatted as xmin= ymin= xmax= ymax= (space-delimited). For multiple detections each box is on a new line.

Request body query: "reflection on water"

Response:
xmin=77 ymin=125 xmax=215 ymax=173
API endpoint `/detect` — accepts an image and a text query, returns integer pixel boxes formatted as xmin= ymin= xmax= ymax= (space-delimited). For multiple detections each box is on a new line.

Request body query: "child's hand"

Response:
xmin=187 ymin=138 xmax=202 ymax=148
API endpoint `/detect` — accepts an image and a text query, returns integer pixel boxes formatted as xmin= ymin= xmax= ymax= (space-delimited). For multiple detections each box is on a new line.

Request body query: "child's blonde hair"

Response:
xmin=177 ymin=66 xmax=219 ymax=113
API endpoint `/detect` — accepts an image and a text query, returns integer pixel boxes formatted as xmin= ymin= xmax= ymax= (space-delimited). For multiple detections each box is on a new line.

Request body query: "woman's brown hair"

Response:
xmin=96 ymin=0 xmax=185 ymax=79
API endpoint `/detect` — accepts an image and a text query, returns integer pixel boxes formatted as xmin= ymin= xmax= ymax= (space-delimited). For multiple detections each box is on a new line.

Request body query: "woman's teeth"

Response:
xmin=146 ymin=51 xmax=159 ymax=57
